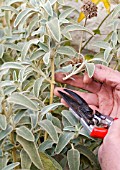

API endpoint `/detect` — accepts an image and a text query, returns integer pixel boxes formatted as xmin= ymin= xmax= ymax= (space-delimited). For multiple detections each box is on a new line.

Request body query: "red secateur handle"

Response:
xmin=90 ymin=118 xmax=118 ymax=139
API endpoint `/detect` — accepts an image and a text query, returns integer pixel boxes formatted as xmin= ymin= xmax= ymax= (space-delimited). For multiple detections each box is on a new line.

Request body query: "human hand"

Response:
xmin=54 ymin=64 xmax=120 ymax=118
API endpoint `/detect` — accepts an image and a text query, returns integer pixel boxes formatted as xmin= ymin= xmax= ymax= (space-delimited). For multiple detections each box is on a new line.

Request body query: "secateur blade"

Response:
xmin=58 ymin=89 xmax=94 ymax=123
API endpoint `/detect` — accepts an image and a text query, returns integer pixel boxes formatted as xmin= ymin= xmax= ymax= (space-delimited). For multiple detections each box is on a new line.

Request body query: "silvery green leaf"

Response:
xmin=117 ymin=47 xmax=120 ymax=58
xmin=0 ymin=114 xmax=7 ymax=130
xmin=57 ymin=46 xmax=77 ymax=56
xmin=0 ymin=44 xmax=4 ymax=58
xmin=16 ymin=126 xmax=34 ymax=141
xmin=38 ymin=42 xmax=49 ymax=52
xmin=85 ymin=63 xmax=95 ymax=78
xmin=14 ymin=110 xmax=25 ymax=124
xmin=49 ymin=0 xmax=57 ymax=5
xmin=30 ymin=113 xmax=38 ymax=129
xmin=111 ymin=31 xmax=118 ymax=47
xmin=43 ymin=51 xmax=50 ymax=65
xmin=0 ymin=62 xmax=23 ymax=70
xmin=93 ymin=41 xmax=110 ymax=49
xmin=0 ymin=155 xmax=8 ymax=169
xmin=14 ymin=8 xmax=36 ymax=27
xmin=62 ymin=31 xmax=72 ymax=40
xmin=104 ymin=47 xmax=113 ymax=60
xmin=4 ymin=43 xmax=21 ymax=51
xmin=47 ymin=18 xmax=61 ymax=42
xmin=63 ymin=24 xmax=93 ymax=35
xmin=59 ymin=8 xmax=74 ymax=19
xmin=4 ymin=143 xmax=14 ymax=151
xmin=8 ymin=0 xmax=23 ymax=5
xmin=20 ymin=149 xmax=32 ymax=169
xmin=79 ymin=128 xmax=95 ymax=140
xmin=59 ymin=18 xmax=69 ymax=24
xmin=57 ymin=0 xmax=65 ymax=5
xmin=0 ymin=81 xmax=14 ymax=88
xmin=63 ymin=126 xmax=76 ymax=132
xmin=62 ymin=116 xmax=72 ymax=127
xmin=40 ymin=119 xmax=59 ymax=143
xmin=67 ymin=149 xmax=80 ymax=170
xmin=18 ymin=116 xmax=31 ymax=125
xmin=43 ymin=1 xmax=53 ymax=16
xmin=55 ymin=132 xmax=74 ymax=154
xmin=89 ymin=58 xmax=107 ymax=64
xmin=30 ymin=50 xmax=45 ymax=61
xmin=1 ymin=6 xmax=18 ymax=14
xmin=118 ymin=30 xmax=120 ymax=43
xmin=17 ymin=135 xmax=43 ymax=170
xmin=40 ymin=103 xmax=63 ymax=119
xmin=38 ymin=139 xmax=54 ymax=152
xmin=33 ymin=77 xmax=44 ymax=97
xmin=62 ymin=110 xmax=79 ymax=126
xmin=112 ymin=4 xmax=120 ymax=18
xmin=27 ymin=15 xmax=38 ymax=34
xmin=4 ymin=86 xmax=16 ymax=95
xmin=22 ymin=39 xmax=39 ymax=59
xmin=8 ymin=93 xmax=38 ymax=111
xmin=2 ymin=162 xmax=20 ymax=170
xmin=52 ymin=117 xmax=61 ymax=129
xmin=0 ymin=125 xmax=13 ymax=140
xmin=106 ymin=53 xmax=113 ymax=64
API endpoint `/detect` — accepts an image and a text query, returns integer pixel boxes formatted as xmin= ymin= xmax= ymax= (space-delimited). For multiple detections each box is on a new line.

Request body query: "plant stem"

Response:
xmin=50 ymin=52 xmax=55 ymax=104
xmin=81 ymin=9 xmax=114 ymax=51
xmin=79 ymin=18 xmax=87 ymax=54
xmin=10 ymin=132 xmax=18 ymax=169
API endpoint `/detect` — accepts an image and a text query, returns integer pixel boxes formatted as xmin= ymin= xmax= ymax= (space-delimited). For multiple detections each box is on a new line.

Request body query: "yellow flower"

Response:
xmin=77 ymin=0 xmax=110 ymax=23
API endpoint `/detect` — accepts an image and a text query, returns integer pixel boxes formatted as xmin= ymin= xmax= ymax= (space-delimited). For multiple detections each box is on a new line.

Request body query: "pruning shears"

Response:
xmin=58 ymin=89 xmax=117 ymax=139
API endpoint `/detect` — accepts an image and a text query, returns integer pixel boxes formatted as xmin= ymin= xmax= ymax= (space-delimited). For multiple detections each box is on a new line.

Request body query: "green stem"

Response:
xmin=81 ymin=9 xmax=114 ymax=51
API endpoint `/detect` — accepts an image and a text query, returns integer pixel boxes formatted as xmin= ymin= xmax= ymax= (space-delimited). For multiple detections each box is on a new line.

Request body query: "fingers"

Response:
xmin=54 ymin=87 xmax=98 ymax=106
xmin=94 ymin=64 xmax=120 ymax=88
xmin=55 ymin=72 xmax=101 ymax=93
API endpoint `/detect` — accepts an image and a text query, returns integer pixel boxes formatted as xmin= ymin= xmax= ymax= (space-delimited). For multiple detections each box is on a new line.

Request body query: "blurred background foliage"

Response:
xmin=0 ymin=0 xmax=120 ymax=169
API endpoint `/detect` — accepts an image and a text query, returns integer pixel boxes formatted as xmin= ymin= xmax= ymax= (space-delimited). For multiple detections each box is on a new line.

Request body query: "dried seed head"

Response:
xmin=81 ymin=0 xmax=98 ymax=19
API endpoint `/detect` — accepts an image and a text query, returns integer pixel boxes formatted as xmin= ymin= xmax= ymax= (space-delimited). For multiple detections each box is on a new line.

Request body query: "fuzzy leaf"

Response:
xmin=30 ymin=50 xmax=45 ymax=61
xmin=40 ymin=119 xmax=59 ymax=143
xmin=20 ymin=149 xmax=32 ymax=169
xmin=0 ymin=44 xmax=4 ymax=58
xmin=0 ymin=114 xmax=7 ymax=130
xmin=8 ymin=93 xmax=38 ymax=111
xmin=104 ymin=47 xmax=112 ymax=60
xmin=43 ymin=51 xmax=50 ymax=65
xmin=85 ymin=63 xmax=95 ymax=78
xmin=33 ymin=77 xmax=44 ymax=97
xmin=59 ymin=8 xmax=74 ymax=19
xmin=0 ymin=125 xmax=13 ymax=140
xmin=43 ymin=1 xmax=53 ymax=16
xmin=47 ymin=18 xmax=61 ymax=42
xmin=112 ymin=4 xmax=120 ymax=18
xmin=2 ymin=163 xmax=20 ymax=170
xmin=57 ymin=46 xmax=77 ymax=56
xmin=0 ymin=62 xmax=24 ymax=70
xmin=67 ymin=149 xmax=80 ymax=170
xmin=16 ymin=126 xmax=34 ymax=141
xmin=93 ymin=41 xmax=110 ymax=49
xmin=55 ymin=132 xmax=74 ymax=154
xmin=4 ymin=43 xmax=21 ymax=51
xmin=111 ymin=31 xmax=118 ymax=47
xmin=1 ymin=6 xmax=18 ymax=14
xmin=17 ymin=135 xmax=43 ymax=169
xmin=38 ymin=139 xmax=54 ymax=152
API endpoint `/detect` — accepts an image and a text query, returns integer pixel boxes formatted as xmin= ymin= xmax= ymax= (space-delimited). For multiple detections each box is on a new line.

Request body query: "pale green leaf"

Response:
xmin=111 ymin=31 xmax=118 ymax=47
xmin=8 ymin=93 xmax=38 ymax=111
xmin=38 ymin=139 xmax=54 ymax=152
xmin=0 ymin=62 xmax=23 ymax=70
xmin=20 ymin=149 xmax=32 ymax=169
xmin=43 ymin=51 xmax=50 ymax=65
xmin=8 ymin=0 xmax=23 ymax=5
xmin=40 ymin=119 xmax=59 ymax=143
xmin=22 ymin=39 xmax=39 ymax=59
xmin=1 ymin=6 xmax=18 ymax=14
xmin=57 ymin=46 xmax=77 ymax=56
xmin=16 ymin=126 xmax=34 ymax=141
xmin=17 ymin=135 xmax=43 ymax=169
xmin=62 ymin=110 xmax=79 ymax=126
xmin=47 ymin=18 xmax=61 ymax=42
xmin=14 ymin=8 xmax=36 ymax=27
xmin=14 ymin=110 xmax=25 ymax=124
xmin=93 ymin=41 xmax=110 ymax=49
xmin=57 ymin=0 xmax=65 ymax=5
xmin=59 ymin=8 xmax=74 ymax=19
xmin=56 ymin=64 xmax=73 ymax=73
xmin=38 ymin=42 xmax=49 ymax=52
xmin=85 ymin=63 xmax=95 ymax=78
xmin=49 ymin=0 xmax=57 ymax=5
xmin=33 ymin=77 xmax=44 ymax=97
xmin=0 ymin=44 xmax=4 ymax=58
xmin=104 ymin=47 xmax=112 ymax=60
xmin=55 ymin=132 xmax=74 ymax=154
xmin=43 ymin=1 xmax=53 ymax=16
xmin=67 ymin=149 xmax=80 ymax=170
xmin=0 ymin=114 xmax=7 ymax=130
xmin=0 ymin=155 xmax=8 ymax=170
xmin=2 ymin=163 xmax=20 ymax=170
xmin=118 ymin=30 xmax=120 ymax=43
xmin=112 ymin=4 xmax=120 ymax=18
xmin=0 ymin=125 xmax=13 ymax=140
xmin=4 ymin=43 xmax=21 ymax=51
